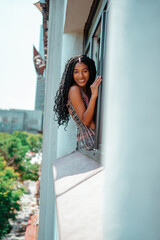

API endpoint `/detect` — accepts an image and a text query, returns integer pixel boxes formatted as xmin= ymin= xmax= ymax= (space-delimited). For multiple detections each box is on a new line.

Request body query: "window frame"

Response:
xmin=77 ymin=0 xmax=109 ymax=162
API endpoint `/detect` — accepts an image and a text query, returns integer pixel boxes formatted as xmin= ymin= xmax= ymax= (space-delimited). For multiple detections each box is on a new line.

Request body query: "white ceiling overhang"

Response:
xmin=64 ymin=0 xmax=94 ymax=33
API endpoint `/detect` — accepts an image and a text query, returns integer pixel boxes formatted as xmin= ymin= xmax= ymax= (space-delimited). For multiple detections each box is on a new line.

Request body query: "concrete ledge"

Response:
xmin=53 ymin=151 xmax=104 ymax=240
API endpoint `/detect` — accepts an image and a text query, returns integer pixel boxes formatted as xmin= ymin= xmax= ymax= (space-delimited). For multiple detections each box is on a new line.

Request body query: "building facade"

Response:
xmin=35 ymin=25 xmax=46 ymax=111
xmin=39 ymin=0 xmax=160 ymax=239
xmin=34 ymin=1 xmax=48 ymax=112
xmin=0 ymin=109 xmax=42 ymax=134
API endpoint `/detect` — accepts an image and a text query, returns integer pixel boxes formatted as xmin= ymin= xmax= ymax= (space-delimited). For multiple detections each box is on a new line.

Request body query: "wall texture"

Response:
xmin=38 ymin=0 xmax=65 ymax=239
xmin=103 ymin=0 xmax=160 ymax=239
xmin=57 ymin=33 xmax=83 ymax=158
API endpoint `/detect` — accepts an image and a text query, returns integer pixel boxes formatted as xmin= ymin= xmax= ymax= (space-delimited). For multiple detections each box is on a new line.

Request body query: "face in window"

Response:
xmin=73 ymin=62 xmax=90 ymax=89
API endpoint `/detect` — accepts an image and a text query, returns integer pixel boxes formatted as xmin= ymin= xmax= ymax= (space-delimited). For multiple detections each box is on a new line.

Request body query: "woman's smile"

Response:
xmin=78 ymin=79 xmax=86 ymax=83
xmin=73 ymin=62 xmax=90 ymax=88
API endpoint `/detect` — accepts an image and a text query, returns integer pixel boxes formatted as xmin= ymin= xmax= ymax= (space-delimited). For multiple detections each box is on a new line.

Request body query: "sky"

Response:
xmin=0 ymin=0 xmax=42 ymax=110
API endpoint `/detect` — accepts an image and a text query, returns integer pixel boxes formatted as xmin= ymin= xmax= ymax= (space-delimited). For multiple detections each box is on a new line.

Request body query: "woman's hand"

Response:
xmin=90 ymin=76 xmax=102 ymax=99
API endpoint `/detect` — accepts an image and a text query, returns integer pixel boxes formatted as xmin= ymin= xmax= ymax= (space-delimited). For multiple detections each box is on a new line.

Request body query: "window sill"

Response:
xmin=77 ymin=141 xmax=104 ymax=164
xmin=78 ymin=146 xmax=102 ymax=163
xmin=53 ymin=151 xmax=104 ymax=240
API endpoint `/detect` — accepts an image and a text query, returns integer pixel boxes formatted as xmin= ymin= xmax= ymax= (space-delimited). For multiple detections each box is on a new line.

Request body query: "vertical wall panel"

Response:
xmin=38 ymin=0 xmax=65 ymax=239
xmin=103 ymin=0 xmax=160 ymax=239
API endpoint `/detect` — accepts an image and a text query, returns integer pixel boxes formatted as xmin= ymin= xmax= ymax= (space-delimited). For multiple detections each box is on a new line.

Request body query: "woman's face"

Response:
xmin=73 ymin=62 xmax=90 ymax=89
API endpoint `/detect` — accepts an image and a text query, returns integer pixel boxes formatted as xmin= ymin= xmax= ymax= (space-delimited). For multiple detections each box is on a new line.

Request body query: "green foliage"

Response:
xmin=0 ymin=131 xmax=42 ymax=180
xmin=26 ymin=133 xmax=42 ymax=152
xmin=12 ymin=131 xmax=29 ymax=146
xmin=19 ymin=158 xmax=39 ymax=181
xmin=0 ymin=156 xmax=24 ymax=238
xmin=0 ymin=135 xmax=29 ymax=171
xmin=0 ymin=131 xmax=42 ymax=237
xmin=7 ymin=137 xmax=29 ymax=164
xmin=0 ymin=132 xmax=11 ymax=141
xmin=12 ymin=131 xmax=42 ymax=153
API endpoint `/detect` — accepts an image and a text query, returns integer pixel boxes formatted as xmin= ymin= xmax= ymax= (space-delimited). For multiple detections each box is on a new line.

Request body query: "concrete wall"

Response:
xmin=103 ymin=0 xmax=160 ymax=239
xmin=38 ymin=0 xmax=95 ymax=238
xmin=38 ymin=0 xmax=65 ymax=239
xmin=57 ymin=33 xmax=83 ymax=158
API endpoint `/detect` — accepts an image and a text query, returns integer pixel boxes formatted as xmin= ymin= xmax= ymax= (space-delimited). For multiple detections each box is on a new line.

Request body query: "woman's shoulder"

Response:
xmin=69 ymin=85 xmax=81 ymax=96
xmin=69 ymin=84 xmax=80 ymax=92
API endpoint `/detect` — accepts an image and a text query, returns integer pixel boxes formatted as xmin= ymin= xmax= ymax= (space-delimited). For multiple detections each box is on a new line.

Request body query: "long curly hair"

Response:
xmin=53 ymin=54 xmax=96 ymax=128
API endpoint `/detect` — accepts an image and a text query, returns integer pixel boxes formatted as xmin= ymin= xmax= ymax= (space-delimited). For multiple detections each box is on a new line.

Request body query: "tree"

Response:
xmin=0 ymin=156 xmax=24 ymax=238
xmin=12 ymin=131 xmax=29 ymax=146
xmin=26 ymin=133 xmax=42 ymax=153
xmin=0 ymin=135 xmax=28 ymax=168
xmin=0 ymin=131 xmax=43 ymax=237
xmin=0 ymin=132 xmax=41 ymax=181
xmin=19 ymin=158 xmax=39 ymax=181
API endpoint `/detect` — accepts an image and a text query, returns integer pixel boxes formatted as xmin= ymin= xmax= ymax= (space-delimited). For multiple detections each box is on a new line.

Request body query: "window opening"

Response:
xmin=2 ymin=117 xmax=8 ymax=123
xmin=11 ymin=118 xmax=18 ymax=124
xmin=78 ymin=0 xmax=108 ymax=161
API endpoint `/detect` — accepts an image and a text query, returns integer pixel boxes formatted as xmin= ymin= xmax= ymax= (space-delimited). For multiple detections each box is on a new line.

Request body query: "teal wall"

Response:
xmin=103 ymin=0 xmax=160 ymax=239
xmin=38 ymin=0 xmax=65 ymax=239
xmin=57 ymin=33 xmax=83 ymax=158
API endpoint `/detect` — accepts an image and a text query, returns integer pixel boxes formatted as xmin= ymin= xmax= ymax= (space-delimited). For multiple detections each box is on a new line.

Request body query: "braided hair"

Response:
xmin=53 ymin=54 xmax=96 ymax=128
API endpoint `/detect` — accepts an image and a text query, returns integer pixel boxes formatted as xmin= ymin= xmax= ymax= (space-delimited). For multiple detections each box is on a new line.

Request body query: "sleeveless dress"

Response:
xmin=66 ymin=89 xmax=95 ymax=150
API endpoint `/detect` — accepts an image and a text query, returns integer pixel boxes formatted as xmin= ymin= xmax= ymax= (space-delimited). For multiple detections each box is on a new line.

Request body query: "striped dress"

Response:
xmin=66 ymin=89 xmax=95 ymax=150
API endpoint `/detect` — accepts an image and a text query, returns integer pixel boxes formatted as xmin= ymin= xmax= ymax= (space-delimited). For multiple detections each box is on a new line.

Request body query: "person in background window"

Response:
xmin=54 ymin=54 xmax=102 ymax=150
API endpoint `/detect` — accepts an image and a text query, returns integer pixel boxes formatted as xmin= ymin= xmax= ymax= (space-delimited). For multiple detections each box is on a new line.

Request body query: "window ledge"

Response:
xmin=78 ymin=146 xmax=102 ymax=163
xmin=53 ymin=151 xmax=104 ymax=240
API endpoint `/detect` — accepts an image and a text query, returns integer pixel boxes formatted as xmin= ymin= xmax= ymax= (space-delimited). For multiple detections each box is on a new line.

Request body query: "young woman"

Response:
xmin=54 ymin=54 xmax=102 ymax=150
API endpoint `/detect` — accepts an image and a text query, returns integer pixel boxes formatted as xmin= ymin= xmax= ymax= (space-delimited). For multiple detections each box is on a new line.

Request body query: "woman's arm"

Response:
xmin=69 ymin=76 xmax=102 ymax=128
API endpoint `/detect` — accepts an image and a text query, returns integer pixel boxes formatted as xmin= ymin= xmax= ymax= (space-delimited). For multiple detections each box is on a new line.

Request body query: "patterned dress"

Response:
xmin=66 ymin=89 xmax=95 ymax=150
